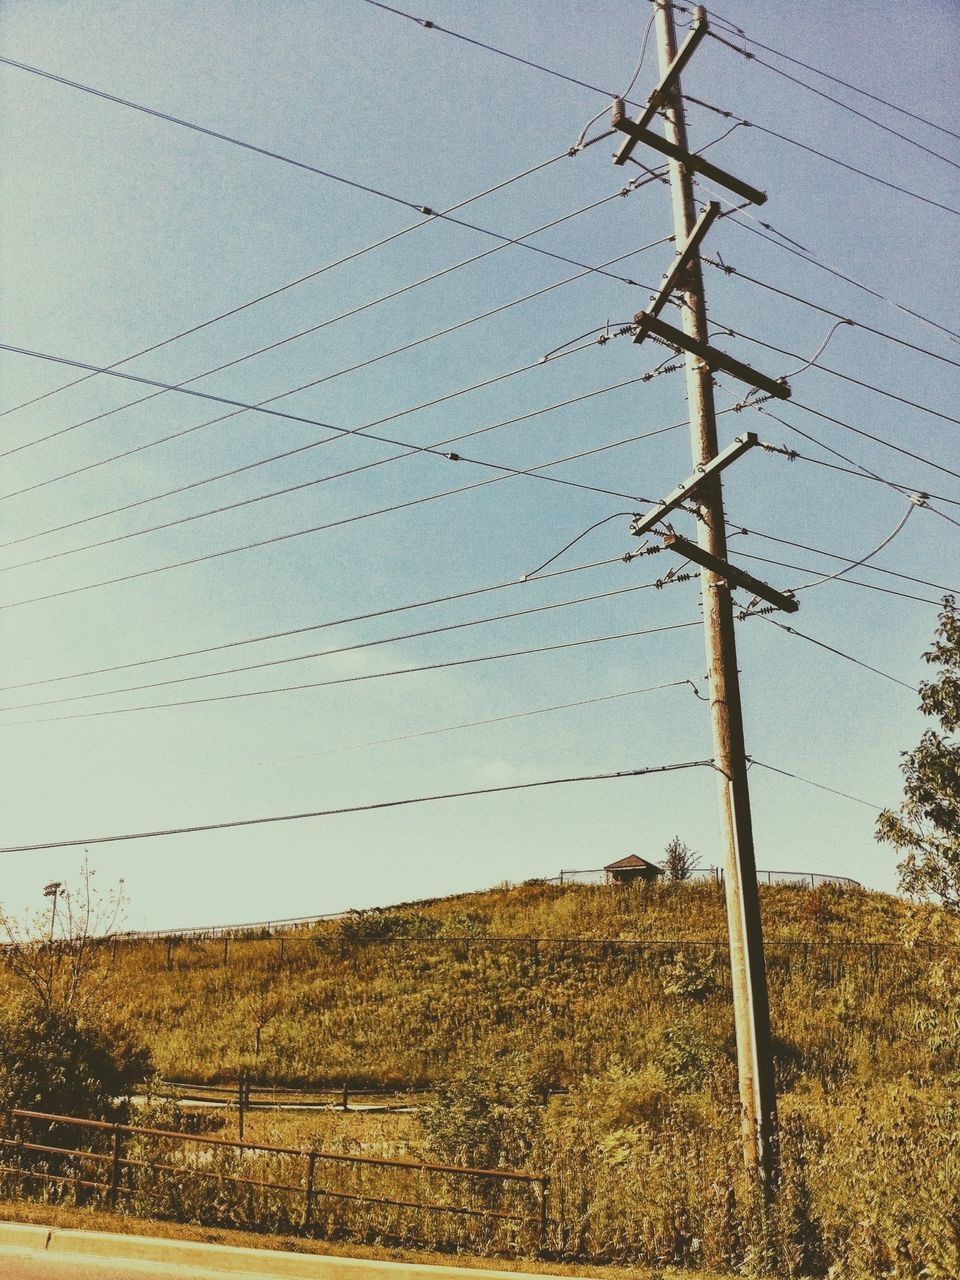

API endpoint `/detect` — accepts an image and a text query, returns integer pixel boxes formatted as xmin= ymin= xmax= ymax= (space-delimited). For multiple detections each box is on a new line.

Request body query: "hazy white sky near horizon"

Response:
xmin=0 ymin=0 xmax=957 ymax=931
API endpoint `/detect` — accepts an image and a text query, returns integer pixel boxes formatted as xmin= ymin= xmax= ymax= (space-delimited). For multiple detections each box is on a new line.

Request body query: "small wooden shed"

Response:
xmin=604 ymin=854 xmax=663 ymax=886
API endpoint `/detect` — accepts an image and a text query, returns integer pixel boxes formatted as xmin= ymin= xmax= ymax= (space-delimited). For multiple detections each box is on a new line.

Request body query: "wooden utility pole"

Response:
xmin=648 ymin=0 xmax=779 ymax=1192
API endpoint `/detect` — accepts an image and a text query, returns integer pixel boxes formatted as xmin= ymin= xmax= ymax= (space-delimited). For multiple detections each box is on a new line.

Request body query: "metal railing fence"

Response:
xmin=0 ymin=1109 xmax=549 ymax=1252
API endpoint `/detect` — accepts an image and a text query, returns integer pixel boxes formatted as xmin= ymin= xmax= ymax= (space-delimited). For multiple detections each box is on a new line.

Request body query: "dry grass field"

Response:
xmin=3 ymin=879 xmax=959 ymax=1277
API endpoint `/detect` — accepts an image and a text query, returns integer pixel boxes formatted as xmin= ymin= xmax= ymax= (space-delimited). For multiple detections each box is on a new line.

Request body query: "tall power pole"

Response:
xmin=645 ymin=0 xmax=779 ymax=1192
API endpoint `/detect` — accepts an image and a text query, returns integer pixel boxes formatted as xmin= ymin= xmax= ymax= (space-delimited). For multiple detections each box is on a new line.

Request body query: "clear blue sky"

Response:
xmin=0 ymin=0 xmax=957 ymax=931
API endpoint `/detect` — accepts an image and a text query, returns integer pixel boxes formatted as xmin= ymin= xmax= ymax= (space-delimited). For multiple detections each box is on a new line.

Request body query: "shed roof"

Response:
xmin=604 ymin=854 xmax=661 ymax=872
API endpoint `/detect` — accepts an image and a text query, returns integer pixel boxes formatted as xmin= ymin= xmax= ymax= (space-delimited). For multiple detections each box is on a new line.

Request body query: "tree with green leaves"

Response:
xmin=0 ymin=862 xmax=150 ymax=1123
xmin=877 ymin=596 xmax=960 ymax=909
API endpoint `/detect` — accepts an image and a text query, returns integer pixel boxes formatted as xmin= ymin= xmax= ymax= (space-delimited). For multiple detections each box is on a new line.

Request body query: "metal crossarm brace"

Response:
xmin=663 ymin=534 xmax=799 ymax=612
xmin=636 ymin=200 xmax=720 ymax=343
xmin=612 ymin=106 xmax=768 ymax=205
xmin=631 ymin=432 xmax=758 ymax=540
xmin=613 ymin=5 xmax=710 ymax=166
xmin=633 ymin=310 xmax=791 ymax=400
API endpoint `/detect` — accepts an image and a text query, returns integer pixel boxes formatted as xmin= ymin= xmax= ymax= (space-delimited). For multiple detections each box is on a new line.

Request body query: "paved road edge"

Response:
xmin=0 ymin=1222 xmax=588 ymax=1280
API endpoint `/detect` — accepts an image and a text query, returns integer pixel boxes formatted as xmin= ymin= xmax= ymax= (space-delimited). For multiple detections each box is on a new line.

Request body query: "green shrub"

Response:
xmin=0 ymin=996 xmax=149 ymax=1124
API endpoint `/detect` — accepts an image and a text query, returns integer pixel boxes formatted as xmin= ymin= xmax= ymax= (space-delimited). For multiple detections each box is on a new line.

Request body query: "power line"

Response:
xmin=0 ymin=620 xmax=703 ymax=726
xmin=751 ymin=501 xmax=918 ymax=602
xmin=721 ymin=325 xmax=960 ymax=430
xmin=202 ymin=680 xmax=703 ymax=776
xmin=716 ymin=390 xmax=960 ymax=537
xmin=733 ymin=525 xmax=957 ymax=598
xmin=750 ymin=56 xmax=960 ymax=173
xmin=724 ymin=213 xmax=960 ymax=347
xmin=0 ymin=415 xmax=689 ymax=613
xmin=0 ymin=554 xmax=625 ymax=693
xmin=786 ymin=397 xmax=960 ymax=484
xmin=0 ymin=578 xmax=688 ymax=712
xmin=0 ymin=224 xmax=672 ymax=503
xmin=694 ymin=44 xmax=960 ymax=175
xmin=361 ymin=1 xmax=632 ymax=102
xmin=0 ymin=362 xmax=669 ymax=555
xmin=0 ymin=759 xmax=714 ymax=853
xmin=747 ymin=759 xmax=882 ymax=812
xmin=756 ymin=617 xmax=916 ymax=692
xmin=0 ymin=334 xmax=631 ymax=486
xmin=754 ymin=414 xmax=960 ymax=512
xmin=713 ymin=369 xmax=960 ymax=485
xmin=0 ymin=53 xmax=654 ymax=279
xmin=0 ymin=151 xmax=570 ymax=422
xmin=734 ymin=551 xmax=941 ymax=607
xmin=701 ymin=7 xmax=960 ymax=145
xmin=701 ymin=257 xmax=960 ymax=372
xmin=2 ymin=182 xmax=663 ymax=466
xmin=689 ymin=98 xmax=960 ymax=217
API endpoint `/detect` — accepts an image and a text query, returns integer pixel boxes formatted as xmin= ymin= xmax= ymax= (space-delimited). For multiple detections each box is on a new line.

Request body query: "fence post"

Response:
xmin=302 ymin=1150 xmax=317 ymax=1232
xmin=279 ymin=935 xmax=285 ymax=963
xmin=341 ymin=1084 xmax=349 ymax=1111
xmin=538 ymin=1174 xmax=550 ymax=1254
xmin=109 ymin=1125 xmax=122 ymax=1206
xmin=166 ymin=937 xmax=173 ymax=970
xmin=238 ymin=1072 xmax=246 ymax=1141
xmin=223 ymin=935 xmax=229 ymax=966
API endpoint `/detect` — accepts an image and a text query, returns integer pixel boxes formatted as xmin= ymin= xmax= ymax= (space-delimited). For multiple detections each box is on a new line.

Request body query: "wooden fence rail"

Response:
xmin=0 ymin=1108 xmax=549 ymax=1252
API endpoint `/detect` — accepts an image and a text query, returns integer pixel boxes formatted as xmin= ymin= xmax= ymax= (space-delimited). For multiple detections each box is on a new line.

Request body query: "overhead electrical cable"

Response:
xmin=0 ymin=222 xmax=672 ymax=494
xmin=748 ymin=407 xmax=960 ymax=516
xmin=731 ymin=526 xmax=957 ymax=597
xmin=0 ymin=553 xmax=629 ymax=692
xmin=732 ymin=552 xmax=940 ymax=607
xmin=784 ymin=503 xmax=918 ymax=598
xmin=0 ymin=620 xmax=704 ymax=726
xmin=747 ymin=759 xmax=883 ymax=812
xmin=1 ymin=185 xmax=665 ymax=464
xmin=360 ymin=1 xmax=634 ymax=101
xmin=685 ymin=87 xmax=960 ymax=205
xmin=712 ymin=386 xmax=960 ymax=530
xmin=748 ymin=119 xmax=960 ymax=215
xmin=0 ymin=578 xmax=686 ymax=712
xmin=709 ymin=368 xmax=960 ymax=486
xmin=0 ymin=337 xmax=628 ymax=471
xmin=700 ymin=7 xmax=960 ymax=144
xmin=0 ymin=340 xmax=677 ymax=583
xmin=720 ymin=49 xmax=960 ymax=172
xmin=724 ymin=214 xmax=960 ymax=347
xmin=0 ymin=53 xmax=654 ymax=276
xmin=0 ymin=149 xmax=572 ymax=421
xmin=0 ymin=759 xmax=715 ymax=853
xmin=0 ymin=362 xmax=670 ymax=553
xmin=701 ymin=258 xmax=960 ymax=371
xmin=207 ymin=680 xmax=703 ymax=775
xmin=783 ymin=449 xmax=960 ymax=509
xmin=786 ymin=398 xmax=960 ymax=484
xmin=0 ymin=418 xmax=694 ymax=612
xmin=722 ymin=326 xmax=960 ymax=429
xmin=0 ymin=396 xmax=653 ymax=574
xmin=757 ymin=617 xmax=916 ymax=692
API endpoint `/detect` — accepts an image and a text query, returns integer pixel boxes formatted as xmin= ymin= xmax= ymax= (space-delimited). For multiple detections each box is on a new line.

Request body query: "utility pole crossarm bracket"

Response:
xmin=613 ymin=6 xmax=710 ymax=166
xmin=630 ymin=432 xmax=758 ymax=540
xmin=663 ymin=533 xmax=799 ymax=612
xmin=636 ymin=200 xmax=720 ymax=343
xmin=613 ymin=104 xmax=767 ymax=207
xmin=633 ymin=310 xmax=791 ymax=400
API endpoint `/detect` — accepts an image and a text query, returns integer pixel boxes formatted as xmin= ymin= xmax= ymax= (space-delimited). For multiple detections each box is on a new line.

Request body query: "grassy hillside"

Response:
xmin=99 ymin=879 xmax=960 ymax=1091
xmin=5 ymin=879 xmax=959 ymax=1277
